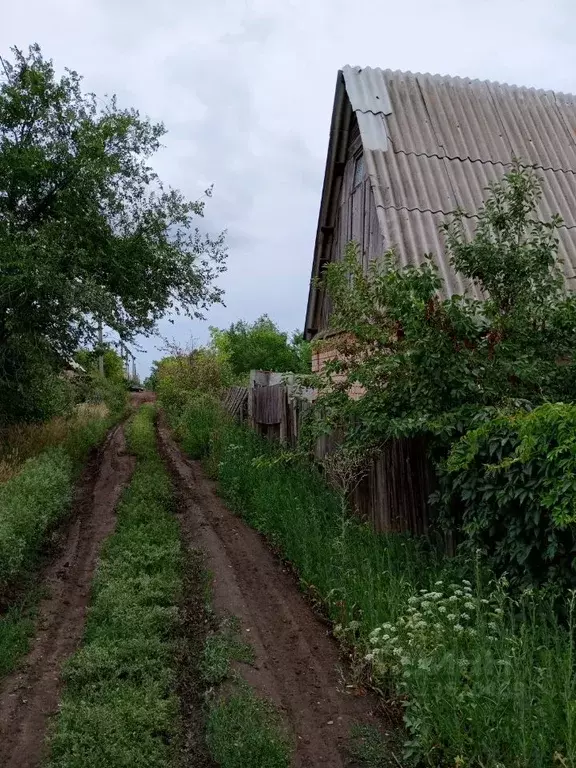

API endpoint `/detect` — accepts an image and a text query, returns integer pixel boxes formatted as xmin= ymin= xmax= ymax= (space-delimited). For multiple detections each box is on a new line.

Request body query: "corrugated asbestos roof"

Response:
xmin=305 ymin=66 xmax=576 ymax=337
xmin=342 ymin=65 xmax=576 ymax=293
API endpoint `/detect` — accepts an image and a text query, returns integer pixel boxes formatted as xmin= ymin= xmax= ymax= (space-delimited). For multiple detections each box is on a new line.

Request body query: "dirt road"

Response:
xmin=158 ymin=419 xmax=382 ymax=768
xmin=0 ymin=423 xmax=135 ymax=768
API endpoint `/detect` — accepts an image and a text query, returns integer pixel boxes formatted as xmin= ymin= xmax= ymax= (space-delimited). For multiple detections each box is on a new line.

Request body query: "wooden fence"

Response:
xmin=222 ymin=371 xmax=433 ymax=536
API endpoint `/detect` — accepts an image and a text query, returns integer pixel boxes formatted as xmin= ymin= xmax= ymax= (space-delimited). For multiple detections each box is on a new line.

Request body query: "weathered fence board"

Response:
xmin=223 ymin=386 xmax=248 ymax=419
xmin=223 ymin=372 xmax=434 ymax=536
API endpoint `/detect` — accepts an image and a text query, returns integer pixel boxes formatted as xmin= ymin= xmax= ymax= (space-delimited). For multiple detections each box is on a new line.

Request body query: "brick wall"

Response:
xmin=312 ymin=332 xmax=366 ymax=400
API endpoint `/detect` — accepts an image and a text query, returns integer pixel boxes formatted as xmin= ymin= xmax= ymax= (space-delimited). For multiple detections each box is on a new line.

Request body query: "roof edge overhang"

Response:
xmin=304 ymin=70 xmax=352 ymax=340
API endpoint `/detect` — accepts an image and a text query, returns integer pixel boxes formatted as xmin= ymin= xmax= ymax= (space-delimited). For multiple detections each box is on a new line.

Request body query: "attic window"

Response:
xmin=353 ymin=153 xmax=365 ymax=187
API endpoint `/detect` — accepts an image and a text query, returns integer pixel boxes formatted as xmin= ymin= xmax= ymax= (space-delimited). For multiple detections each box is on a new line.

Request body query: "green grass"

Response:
xmin=0 ymin=409 xmax=118 ymax=680
xmin=175 ymin=403 xmax=576 ymax=768
xmin=348 ymin=724 xmax=400 ymax=768
xmin=46 ymin=404 xmax=183 ymax=768
xmin=200 ymin=615 xmax=255 ymax=686
xmin=206 ymin=684 xmax=291 ymax=768
xmin=199 ymin=605 xmax=291 ymax=767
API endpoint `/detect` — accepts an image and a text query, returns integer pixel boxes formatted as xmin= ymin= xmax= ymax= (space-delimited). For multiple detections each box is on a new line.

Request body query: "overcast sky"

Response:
xmin=3 ymin=0 xmax=576 ymax=376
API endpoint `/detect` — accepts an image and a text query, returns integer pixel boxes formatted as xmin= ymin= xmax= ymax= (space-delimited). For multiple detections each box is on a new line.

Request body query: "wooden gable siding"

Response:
xmin=318 ymin=117 xmax=384 ymax=331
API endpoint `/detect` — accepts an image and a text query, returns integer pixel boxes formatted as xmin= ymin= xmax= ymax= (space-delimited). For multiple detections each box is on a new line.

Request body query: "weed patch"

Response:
xmin=201 ymin=616 xmax=254 ymax=686
xmin=46 ymin=404 xmax=183 ymax=768
xmin=200 ymin=606 xmax=290 ymax=767
xmin=206 ymin=683 xmax=291 ymax=768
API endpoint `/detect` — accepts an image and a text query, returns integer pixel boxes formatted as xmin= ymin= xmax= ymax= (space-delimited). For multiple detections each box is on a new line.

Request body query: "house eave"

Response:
xmin=304 ymin=71 xmax=351 ymax=341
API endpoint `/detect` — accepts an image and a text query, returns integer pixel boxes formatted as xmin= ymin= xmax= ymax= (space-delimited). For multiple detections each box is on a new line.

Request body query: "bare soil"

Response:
xmin=0 ymin=423 xmax=136 ymax=768
xmin=157 ymin=418 xmax=383 ymax=768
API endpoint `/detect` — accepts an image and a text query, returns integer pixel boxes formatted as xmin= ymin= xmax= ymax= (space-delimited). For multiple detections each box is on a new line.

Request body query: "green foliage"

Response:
xmin=155 ymin=349 xmax=233 ymax=417
xmin=200 ymin=616 xmax=255 ymax=686
xmin=206 ymin=684 xmax=291 ymax=768
xmin=75 ymin=345 xmax=126 ymax=383
xmin=175 ymin=393 xmax=231 ymax=460
xmin=437 ymin=403 xmax=576 ymax=587
xmin=368 ymin=580 xmax=576 ymax=767
xmin=210 ymin=315 xmax=311 ymax=378
xmin=47 ymin=404 xmax=182 ymax=768
xmin=309 ymin=164 xmax=576 ymax=452
xmin=0 ymin=43 xmax=226 ymax=422
xmin=0 ymin=448 xmax=72 ymax=590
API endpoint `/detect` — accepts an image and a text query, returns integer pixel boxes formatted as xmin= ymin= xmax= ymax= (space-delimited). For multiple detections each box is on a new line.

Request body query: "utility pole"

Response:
xmin=98 ymin=319 xmax=104 ymax=377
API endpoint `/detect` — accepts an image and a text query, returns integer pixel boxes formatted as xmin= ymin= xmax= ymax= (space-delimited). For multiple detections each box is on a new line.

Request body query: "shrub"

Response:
xmin=439 ymin=403 xmax=576 ymax=588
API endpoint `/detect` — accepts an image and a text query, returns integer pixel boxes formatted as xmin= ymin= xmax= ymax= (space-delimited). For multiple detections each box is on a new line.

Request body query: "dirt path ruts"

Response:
xmin=157 ymin=418 xmax=382 ymax=768
xmin=0 ymin=423 xmax=136 ymax=768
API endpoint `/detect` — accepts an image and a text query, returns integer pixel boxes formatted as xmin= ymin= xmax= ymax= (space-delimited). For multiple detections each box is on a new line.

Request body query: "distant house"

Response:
xmin=305 ymin=66 xmax=576 ymax=360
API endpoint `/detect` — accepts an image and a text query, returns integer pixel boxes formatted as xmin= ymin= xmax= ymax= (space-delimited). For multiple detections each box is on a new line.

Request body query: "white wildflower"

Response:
xmin=435 ymin=580 xmax=444 ymax=586
xmin=461 ymin=613 xmax=470 ymax=621
xmin=464 ymin=602 xmax=475 ymax=610
xmin=447 ymin=614 xmax=457 ymax=621
xmin=462 ymin=580 xmax=472 ymax=587
xmin=454 ymin=624 xmax=464 ymax=632
xmin=438 ymin=606 xmax=447 ymax=614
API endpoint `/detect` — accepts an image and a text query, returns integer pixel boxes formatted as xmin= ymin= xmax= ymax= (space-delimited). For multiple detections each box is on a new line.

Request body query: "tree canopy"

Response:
xmin=0 ymin=44 xmax=226 ymax=421
xmin=209 ymin=315 xmax=311 ymax=379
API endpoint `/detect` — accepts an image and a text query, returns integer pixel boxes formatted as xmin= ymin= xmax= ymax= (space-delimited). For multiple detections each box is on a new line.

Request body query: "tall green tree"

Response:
xmin=0 ymin=44 xmax=226 ymax=421
xmin=209 ymin=315 xmax=311 ymax=379
xmin=74 ymin=345 xmax=125 ymax=382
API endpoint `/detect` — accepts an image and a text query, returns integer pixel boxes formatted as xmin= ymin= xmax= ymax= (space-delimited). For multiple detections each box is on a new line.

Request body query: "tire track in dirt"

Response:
xmin=157 ymin=418 xmax=382 ymax=768
xmin=0 ymin=423 xmax=136 ymax=768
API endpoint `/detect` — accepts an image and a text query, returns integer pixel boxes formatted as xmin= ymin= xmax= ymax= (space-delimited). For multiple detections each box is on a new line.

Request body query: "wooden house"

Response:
xmin=305 ymin=66 xmax=576 ymax=354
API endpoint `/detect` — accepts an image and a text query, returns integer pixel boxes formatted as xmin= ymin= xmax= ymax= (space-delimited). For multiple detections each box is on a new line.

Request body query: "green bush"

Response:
xmin=47 ymin=404 xmax=182 ymax=768
xmin=73 ymin=373 xmax=128 ymax=417
xmin=439 ymin=403 xmax=576 ymax=589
